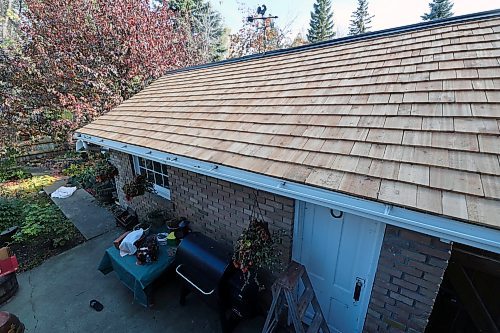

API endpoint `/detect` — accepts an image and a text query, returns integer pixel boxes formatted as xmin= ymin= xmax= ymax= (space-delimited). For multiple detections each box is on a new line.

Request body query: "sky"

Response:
xmin=209 ymin=0 xmax=499 ymax=38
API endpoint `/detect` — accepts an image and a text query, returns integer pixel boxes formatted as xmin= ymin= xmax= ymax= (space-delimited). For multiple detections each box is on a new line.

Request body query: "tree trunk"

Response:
xmin=1 ymin=0 xmax=14 ymax=40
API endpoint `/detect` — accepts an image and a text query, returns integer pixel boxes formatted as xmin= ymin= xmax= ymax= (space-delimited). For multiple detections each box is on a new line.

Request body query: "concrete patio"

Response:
xmin=1 ymin=228 xmax=266 ymax=332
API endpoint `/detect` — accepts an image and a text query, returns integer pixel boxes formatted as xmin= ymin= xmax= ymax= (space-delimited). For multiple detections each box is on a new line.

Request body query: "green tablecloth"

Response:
xmin=98 ymin=244 xmax=176 ymax=307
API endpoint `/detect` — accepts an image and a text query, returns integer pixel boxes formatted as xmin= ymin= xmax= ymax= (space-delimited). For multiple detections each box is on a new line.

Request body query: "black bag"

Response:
xmin=136 ymin=235 xmax=159 ymax=264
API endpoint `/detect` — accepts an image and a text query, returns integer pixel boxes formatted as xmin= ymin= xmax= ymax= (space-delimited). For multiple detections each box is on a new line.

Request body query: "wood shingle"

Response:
xmin=79 ymin=15 xmax=500 ymax=229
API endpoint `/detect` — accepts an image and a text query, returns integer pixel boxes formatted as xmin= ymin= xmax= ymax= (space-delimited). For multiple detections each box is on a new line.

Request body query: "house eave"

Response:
xmin=75 ymin=133 xmax=500 ymax=254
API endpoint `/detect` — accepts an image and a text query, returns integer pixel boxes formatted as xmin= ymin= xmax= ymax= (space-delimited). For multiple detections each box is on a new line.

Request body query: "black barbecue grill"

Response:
xmin=176 ymin=232 xmax=259 ymax=332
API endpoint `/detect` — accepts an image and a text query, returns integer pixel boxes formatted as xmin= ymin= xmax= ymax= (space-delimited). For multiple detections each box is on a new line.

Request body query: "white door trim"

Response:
xmin=292 ymin=199 xmax=386 ymax=332
xmin=357 ymin=220 xmax=386 ymax=332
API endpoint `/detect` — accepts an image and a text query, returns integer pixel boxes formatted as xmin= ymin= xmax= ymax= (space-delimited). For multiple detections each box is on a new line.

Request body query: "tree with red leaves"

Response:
xmin=3 ymin=0 xmax=197 ymax=141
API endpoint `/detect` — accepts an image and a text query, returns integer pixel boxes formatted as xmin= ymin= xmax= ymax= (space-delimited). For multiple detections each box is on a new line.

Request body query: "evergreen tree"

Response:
xmin=348 ymin=0 xmax=374 ymax=36
xmin=169 ymin=0 xmax=227 ymax=62
xmin=421 ymin=0 xmax=454 ymax=21
xmin=307 ymin=0 xmax=335 ymax=43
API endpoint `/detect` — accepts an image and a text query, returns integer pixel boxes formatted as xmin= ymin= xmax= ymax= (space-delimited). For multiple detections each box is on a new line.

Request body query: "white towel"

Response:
xmin=119 ymin=229 xmax=144 ymax=257
xmin=50 ymin=186 xmax=77 ymax=199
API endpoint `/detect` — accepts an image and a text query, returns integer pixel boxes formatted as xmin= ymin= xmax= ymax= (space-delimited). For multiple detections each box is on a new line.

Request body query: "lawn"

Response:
xmin=0 ymin=175 xmax=84 ymax=271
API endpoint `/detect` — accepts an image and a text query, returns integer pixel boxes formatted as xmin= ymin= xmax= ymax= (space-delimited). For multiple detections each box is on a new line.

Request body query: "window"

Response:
xmin=132 ymin=156 xmax=171 ymax=199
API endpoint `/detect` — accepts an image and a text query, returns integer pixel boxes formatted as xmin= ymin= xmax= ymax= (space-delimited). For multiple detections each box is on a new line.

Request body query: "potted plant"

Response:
xmin=94 ymin=160 xmax=118 ymax=183
xmin=122 ymin=175 xmax=154 ymax=201
xmin=166 ymin=216 xmax=187 ymax=231
xmin=232 ymin=218 xmax=278 ymax=289
xmin=147 ymin=209 xmax=169 ymax=229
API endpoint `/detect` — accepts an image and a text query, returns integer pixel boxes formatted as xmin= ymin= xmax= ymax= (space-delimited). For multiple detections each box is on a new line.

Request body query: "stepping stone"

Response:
xmin=43 ymin=177 xmax=69 ymax=195
xmin=46 ymin=184 xmax=116 ymax=240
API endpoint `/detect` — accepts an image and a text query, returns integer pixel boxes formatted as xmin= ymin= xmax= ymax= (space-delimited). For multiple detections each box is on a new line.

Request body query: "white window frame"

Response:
xmin=132 ymin=155 xmax=171 ymax=200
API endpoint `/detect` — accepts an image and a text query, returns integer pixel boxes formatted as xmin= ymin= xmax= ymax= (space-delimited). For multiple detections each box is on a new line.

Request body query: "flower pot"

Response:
xmin=167 ymin=217 xmax=188 ymax=231
xmin=147 ymin=210 xmax=167 ymax=228
xmin=0 ymin=227 xmax=18 ymax=247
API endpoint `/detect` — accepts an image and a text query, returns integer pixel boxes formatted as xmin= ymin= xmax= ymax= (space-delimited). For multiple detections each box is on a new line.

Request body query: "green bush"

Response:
xmin=13 ymin=203 xmax=54 ymax=241
xmin=0 ymin=195 xmax=78 ymax=248
xmin=0 ymin=198 xmax=23 ymax=231
xmin=0 ymin=147 xmax=30 ymax=183
xmin=11 ymin=197 xmax=77 ymax=247
xmin=63 ymin=163 xmax=96 ymax=189
xmin=62 ymin=163 xmax=83 ymax=178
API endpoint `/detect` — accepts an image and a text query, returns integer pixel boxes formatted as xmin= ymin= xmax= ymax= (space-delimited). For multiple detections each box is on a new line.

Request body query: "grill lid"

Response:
xmin=176 ymin=233 xmax=232 ymax=294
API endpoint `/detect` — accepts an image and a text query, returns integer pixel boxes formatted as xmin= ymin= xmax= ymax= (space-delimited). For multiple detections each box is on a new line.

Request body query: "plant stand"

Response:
xmin=94 ymin=181 xmax=115 ymax=204
xmin=114 ymin=207 xmax=138 ymax=230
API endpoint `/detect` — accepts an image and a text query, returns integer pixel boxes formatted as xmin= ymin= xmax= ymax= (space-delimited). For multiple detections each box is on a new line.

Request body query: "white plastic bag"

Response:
xmin=119 ymin=229 xmax=144 ymax=257
xmin=50 ymin=186 xmax=77 ymax=199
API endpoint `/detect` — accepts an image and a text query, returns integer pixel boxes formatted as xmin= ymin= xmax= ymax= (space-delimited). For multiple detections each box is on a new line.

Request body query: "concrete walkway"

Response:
xmin=1 ymin=229 xmax=265 ymax=332
xmin=44 ymin=179 xmax=116 ymax=240
xmin=3 ymin=176 xmax=266 ymax=332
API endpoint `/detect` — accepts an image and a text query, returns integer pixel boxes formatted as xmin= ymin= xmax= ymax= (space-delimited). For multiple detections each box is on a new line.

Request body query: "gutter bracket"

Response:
xmin=384 ymin=204 xmax=393 ymax=216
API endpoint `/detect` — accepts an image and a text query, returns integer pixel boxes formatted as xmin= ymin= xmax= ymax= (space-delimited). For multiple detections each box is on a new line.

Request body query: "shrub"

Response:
xmin=0 ymin=147 xmax=30 ymax=183
xmin=0 ymin=198 xmax=23 ymax=231
xmin=63 ymin=163 xmax=96 ymax=189
xmin=12 ymin=198 xmax=77 ymax=247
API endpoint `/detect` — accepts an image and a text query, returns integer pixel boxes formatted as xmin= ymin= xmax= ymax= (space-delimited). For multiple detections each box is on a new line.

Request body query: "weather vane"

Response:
xmin=247 ymin=4 xmax=278 ymax=53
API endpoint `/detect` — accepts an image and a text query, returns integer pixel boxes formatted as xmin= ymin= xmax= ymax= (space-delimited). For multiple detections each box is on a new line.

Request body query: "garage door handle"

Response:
xmin=353 ymin=278 xmax=364 ymax=302
xmin=176 ymin=264 xmax=214 ymax=295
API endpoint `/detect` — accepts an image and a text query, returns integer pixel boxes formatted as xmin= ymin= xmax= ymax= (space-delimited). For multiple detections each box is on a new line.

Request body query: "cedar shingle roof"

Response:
xmin=79 ymin=13 xmax=500 ymax=229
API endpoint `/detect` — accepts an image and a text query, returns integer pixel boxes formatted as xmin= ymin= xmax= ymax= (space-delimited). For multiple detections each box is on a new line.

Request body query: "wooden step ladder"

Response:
xmin=262 ymin=261 xmax=330 ymax=333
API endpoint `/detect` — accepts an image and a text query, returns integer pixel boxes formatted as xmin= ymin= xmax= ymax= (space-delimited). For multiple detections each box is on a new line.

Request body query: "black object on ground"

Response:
xmin=0 ymin=273 xmax=19 ymax=305
xmin=89 ymin=299 xmax=104 ymax=312
xmin=0 ymin=311 xmax=25 ymax=332
xmin=0 ymin=226 xmax=19 ymax=247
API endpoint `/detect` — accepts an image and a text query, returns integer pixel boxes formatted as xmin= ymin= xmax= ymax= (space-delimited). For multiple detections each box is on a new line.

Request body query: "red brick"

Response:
xmin=401 ymin=249 xmax=426 ymax=262
xmin=418 ymin=286 xmax=438 ymax=298
xmin=394 ymin=263 xmax=424 ymax=278
xmin=400 ymin=289 xmax=435 ymax=306
xmin=389 ymin=291 xmax=414 ymax=306
xmin=374 ymin=280 xmax=399 ymax=293
xmin=400 ymin=230 xmax=432 ymax=245
xmin=422 ymin=272 xmax=444 ymax=284
xmin=403 ymin=274 xmax=439 ymax=291
xmin=413 ymin=243 xmax=451 ymax=260
xmin=408 ymin=260 xmax=446 ymax=275
xmin=428 ymin=257 xmax=449 ymax=268
xmin=365 ymin=225 xmax=448 ymax=332
xmin=392 ymin=277 xmax=418 ymax=292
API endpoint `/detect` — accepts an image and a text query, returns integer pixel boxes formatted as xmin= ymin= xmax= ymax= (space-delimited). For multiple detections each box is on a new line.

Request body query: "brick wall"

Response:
xmin=169 ymin=168 xmax=295 ymax=267
xmin=109 ymin=151 xmax=173 ymax=221
xmin=364 ymin=225 xmax=452 ymax=332
xmin=110 ymin=150 xmax=295 ymax=268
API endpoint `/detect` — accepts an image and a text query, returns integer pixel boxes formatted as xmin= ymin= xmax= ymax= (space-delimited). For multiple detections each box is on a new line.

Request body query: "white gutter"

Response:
xmin=76 ymin=134 xmax=500 ymax=254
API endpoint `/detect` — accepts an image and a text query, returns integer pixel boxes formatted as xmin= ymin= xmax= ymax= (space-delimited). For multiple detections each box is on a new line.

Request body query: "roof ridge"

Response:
xmin=166 ymin=9 xmax=500 ymax=77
